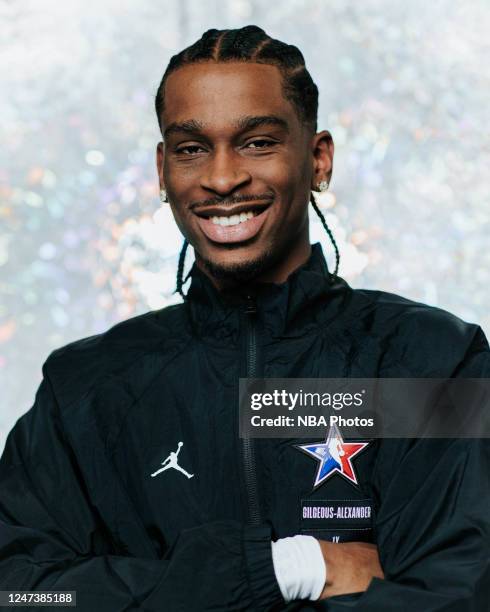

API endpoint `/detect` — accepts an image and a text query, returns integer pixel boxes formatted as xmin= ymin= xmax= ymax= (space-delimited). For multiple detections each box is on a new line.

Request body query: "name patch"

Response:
xmin=301 ymin=498 xmax=374 ymax=529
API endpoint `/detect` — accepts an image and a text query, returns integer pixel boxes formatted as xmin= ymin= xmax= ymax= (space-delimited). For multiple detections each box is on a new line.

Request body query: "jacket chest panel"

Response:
xmin=255 ymin=437 xmax=379 ymax=544
xmin=107 ymin=369 xmax=245 ymax=550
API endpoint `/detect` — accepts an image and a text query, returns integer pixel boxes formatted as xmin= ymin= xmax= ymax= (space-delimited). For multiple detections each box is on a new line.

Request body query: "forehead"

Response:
xmin=162 ymin=62 xmax=298 ymax=131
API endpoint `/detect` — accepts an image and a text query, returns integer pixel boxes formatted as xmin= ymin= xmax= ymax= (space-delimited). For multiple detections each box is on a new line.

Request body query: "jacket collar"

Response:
xmin=185 ymin=242 xmax=349 ymax=340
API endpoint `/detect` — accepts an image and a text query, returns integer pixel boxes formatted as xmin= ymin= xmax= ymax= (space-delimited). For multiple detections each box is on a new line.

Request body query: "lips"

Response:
xmin=194 ymin=202 xmax=272 ymax=244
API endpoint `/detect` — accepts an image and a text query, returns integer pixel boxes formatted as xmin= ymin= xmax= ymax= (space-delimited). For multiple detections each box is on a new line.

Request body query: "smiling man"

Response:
xmin=156 ymin=59 xmax=324 ymax=286
xmin=0 ymin=25 xmax=489 ymax=612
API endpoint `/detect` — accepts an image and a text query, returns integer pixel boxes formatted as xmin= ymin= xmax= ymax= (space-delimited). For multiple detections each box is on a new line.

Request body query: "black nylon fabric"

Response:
xmin=0 ymin=242 xmax=488 ymax=611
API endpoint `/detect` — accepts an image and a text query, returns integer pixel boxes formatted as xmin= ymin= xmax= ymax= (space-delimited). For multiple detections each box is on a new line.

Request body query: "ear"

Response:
xmin=156 ymin=141 xmax=165 ymax=191
xmin=311 ymin=130 xmax=334 ymax=190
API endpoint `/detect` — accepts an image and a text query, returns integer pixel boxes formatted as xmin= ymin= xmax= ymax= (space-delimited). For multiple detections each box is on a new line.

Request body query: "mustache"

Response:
xmin=189 ymin=192 xmax=274 ymax=210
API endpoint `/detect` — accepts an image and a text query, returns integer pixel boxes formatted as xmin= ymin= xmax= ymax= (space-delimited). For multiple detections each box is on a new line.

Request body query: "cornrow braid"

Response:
xmin=310 ymin=193 xmax=340 ymax=280
xmin=155 ymin=25 xmax=318 ymax=134
xmin=174 ymin=238 xmax=189 ymax=300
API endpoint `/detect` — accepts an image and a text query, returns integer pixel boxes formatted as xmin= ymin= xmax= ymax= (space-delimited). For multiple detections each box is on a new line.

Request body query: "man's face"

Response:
xmin=156 ymin=61 xmax=333 ymax=282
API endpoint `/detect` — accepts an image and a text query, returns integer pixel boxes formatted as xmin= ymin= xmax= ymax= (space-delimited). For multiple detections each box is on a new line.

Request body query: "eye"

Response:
xmin=175 ymin=145 xmax=206 ymax=155
xmin=245 ymin=139 xmax=275 ymax=149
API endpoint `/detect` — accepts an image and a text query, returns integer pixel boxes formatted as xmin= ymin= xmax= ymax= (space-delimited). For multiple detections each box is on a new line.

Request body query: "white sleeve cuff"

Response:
xmin=271 ymin=535 xmax=326 ymax=602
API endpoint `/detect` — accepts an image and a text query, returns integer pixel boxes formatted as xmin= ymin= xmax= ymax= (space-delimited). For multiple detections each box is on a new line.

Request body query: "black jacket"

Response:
xmin=1 ymin=243 xmax=489 ymax=611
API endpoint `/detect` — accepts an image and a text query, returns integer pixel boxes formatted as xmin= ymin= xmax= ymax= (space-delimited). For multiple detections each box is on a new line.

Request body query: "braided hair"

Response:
xmin=154 ymin=26 xmax=339 ymax=298
xmin=175 ymin=238 xmax=189 ymax=300
xmin=309 ymin=193 xmax=340 ymax=278
xmin=155 ymin=25 xmax=318 ymax=134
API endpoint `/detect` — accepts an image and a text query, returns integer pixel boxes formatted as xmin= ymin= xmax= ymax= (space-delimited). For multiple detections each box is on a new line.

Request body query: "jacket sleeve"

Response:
xmin=0 ymin=369 xmax=284 ymax=612
xmin=290 ymin=327 xmax=490 ymax=612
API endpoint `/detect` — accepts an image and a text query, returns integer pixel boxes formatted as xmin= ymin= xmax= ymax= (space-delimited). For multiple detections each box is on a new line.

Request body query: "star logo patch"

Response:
xmin=295 ymin=424 xmax=370 ymax=488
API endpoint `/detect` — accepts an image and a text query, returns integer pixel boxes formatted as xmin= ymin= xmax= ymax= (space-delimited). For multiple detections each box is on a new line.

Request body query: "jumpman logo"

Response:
xmin=150 ymin=441 xmax=194 ymax=479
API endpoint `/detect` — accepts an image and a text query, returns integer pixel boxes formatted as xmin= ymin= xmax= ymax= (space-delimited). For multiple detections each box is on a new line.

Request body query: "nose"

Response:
xmin=199 ymin=147 xmax=252 ymax=196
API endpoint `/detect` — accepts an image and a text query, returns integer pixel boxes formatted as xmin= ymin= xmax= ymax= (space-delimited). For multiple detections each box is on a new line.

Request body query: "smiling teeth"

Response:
xmin=211 ymin=211 xmax=255 ymax=226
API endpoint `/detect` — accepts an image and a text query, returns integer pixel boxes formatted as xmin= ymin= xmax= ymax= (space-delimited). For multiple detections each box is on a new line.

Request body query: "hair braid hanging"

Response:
xmin=310 ymin=193 xmax=340 ymax=280
xmin=174 ymin=239 xmax=189 ymax=300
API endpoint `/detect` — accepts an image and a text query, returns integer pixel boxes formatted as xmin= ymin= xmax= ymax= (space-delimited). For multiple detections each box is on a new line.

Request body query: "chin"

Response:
xmin=199 ymin=243 xmax=278 ymax=284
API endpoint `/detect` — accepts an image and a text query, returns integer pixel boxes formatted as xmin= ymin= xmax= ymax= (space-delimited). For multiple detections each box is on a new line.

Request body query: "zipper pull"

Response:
xmin=245 ymin=294 xmax=257 ymax=315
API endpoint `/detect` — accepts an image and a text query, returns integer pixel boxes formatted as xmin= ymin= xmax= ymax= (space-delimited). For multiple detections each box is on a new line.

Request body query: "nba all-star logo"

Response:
xmin=296 ymin=424 xmax=370 ymax=488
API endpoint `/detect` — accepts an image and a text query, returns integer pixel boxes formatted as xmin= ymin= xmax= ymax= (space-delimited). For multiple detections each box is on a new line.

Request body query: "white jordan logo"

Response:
xmin=150 ymin=441 xmax=194 ymax=479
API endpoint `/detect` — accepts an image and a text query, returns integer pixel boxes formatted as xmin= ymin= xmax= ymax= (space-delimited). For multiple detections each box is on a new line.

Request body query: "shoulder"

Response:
xmin=344 ymin=287 xmax=489 ymax=376
xmin=351 ymin=287 xmax=477 ymax=336
xmin=42 ymin=302 xmax=189 ymax=408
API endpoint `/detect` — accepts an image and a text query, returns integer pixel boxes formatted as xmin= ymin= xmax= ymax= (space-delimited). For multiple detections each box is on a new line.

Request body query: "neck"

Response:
xmin=195 ymin=232 xmax=312 ymax=292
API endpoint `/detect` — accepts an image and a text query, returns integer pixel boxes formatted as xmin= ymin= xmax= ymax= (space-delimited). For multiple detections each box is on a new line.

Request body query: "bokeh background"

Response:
xmin=1 ymin=0 xmax=489 ymax=452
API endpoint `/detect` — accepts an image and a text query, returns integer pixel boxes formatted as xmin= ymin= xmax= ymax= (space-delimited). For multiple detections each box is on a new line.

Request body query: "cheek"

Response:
xmin=164 ymin=164 xmax=194 ymax=196
xmin=270 ymin=151 xmax=311 ymax=191
xmin=168 ymin=202 xmax=188 ymax=238
xmin=270 ymin=156 xmax=311 ymax=207
xmin=251 ymin=162 xmax=299 ymax=202
xmin=164 ymin=169 xmax=196 ymax=227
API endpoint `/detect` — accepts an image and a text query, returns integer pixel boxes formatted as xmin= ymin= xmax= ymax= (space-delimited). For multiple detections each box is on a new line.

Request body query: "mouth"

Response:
xmin=193 ymin=201 xmax=272 ymax=244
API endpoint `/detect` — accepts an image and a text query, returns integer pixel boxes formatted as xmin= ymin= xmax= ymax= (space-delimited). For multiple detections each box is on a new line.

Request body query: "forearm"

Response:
xmin=271 ymin=537 xmax=383 ymax=605
xmin=0 ymin=520 xmax=284 ymax=611
xmin=317 ymin=540 xmax=383 ymax=599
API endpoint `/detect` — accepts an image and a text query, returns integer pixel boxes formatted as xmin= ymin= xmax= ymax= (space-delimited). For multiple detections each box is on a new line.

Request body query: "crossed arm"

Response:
xmin=317 ymin=540 xmax=384 ymax=600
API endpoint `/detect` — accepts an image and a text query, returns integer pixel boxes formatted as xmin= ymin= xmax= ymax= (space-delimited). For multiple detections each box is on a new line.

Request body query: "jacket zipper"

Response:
xmin=241 ymin=294 xmax=262 ymax=525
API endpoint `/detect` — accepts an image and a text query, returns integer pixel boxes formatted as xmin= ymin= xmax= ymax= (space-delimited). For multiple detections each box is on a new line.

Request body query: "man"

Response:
xmin=0 ymin=25 xmax=488 ymax=611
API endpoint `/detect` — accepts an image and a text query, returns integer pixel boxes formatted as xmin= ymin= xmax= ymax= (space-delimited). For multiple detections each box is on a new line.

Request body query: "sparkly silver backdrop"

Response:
xmin=1 ymin=0 xmax=489 ymax=452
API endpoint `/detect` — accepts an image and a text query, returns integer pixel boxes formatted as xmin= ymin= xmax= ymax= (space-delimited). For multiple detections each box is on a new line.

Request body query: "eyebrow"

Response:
xmin=163 ymin=115 xmax=290 ymax=140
